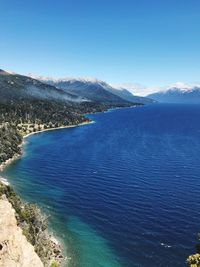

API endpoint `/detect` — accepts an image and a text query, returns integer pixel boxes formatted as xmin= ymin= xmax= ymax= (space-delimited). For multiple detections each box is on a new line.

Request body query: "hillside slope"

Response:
xmin=36 ymin=77 xmax=148 ymax=105
xmin=39 ymin=78 xmax=138 ymax=105
xmin=0 ymin=69 xmax=132 ymax=166
xmin=0 ymin=196 xmax=44 ymax=267
xmin=105 ymin=86 xmax=154 ymax=104
xmin=0 ymin=69 xmax=85 ymax=103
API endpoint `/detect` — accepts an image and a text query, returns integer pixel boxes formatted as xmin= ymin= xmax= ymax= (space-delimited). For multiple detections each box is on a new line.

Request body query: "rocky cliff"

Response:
xmin=0 ymin=196 xmax=44 ymax=267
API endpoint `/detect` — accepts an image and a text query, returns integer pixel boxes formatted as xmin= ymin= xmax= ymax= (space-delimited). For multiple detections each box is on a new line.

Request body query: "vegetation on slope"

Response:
xmin=0 ymin=69 xmax=137 ymax=166
xmin=187 ymin=234 xmax=200 ymax=267
xmin=41 ymin=78 xmax=136 ymax=104
xmin=0 ymin=123 xmax=22 ymax=164
xmin=0 ymin=96 xmax=135 ymax=166
xmin=0 ymin=69 xmax=83 ymax=102
xmin=0 ymin=183 xmax=62 ymax=266
xmin=0 ymin=68 xmax=139 ymax=266
xmin=0 ymin=99 xmax=90 ymax=165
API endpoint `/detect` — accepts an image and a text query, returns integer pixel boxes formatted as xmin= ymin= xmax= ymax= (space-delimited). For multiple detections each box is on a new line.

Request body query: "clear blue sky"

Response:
xmin=1 ymin=0 xmax=200 ymax=87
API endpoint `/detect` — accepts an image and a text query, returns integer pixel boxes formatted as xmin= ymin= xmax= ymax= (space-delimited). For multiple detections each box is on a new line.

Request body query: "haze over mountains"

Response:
xmin=0 ymin=68 xmax=143 ymax=169
xmin=0 ymin=69 xmax=153 ymax=106
xmin=2 ymin=68 xmax=199 ymax=105
xmin=32 ymin=75 xmax=154 ymax=104
xmin=30 ymin=74 xmax=200 ymax=105
xmin=0 ymin=69 xmax=85 ymax=103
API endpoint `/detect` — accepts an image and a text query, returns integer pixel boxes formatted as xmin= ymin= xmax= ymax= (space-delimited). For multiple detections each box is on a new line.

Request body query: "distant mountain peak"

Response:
xmin=148 ymin=84 xmax=200 ymax=104
xmin=165 ymin=82 xmax=196 ymax=93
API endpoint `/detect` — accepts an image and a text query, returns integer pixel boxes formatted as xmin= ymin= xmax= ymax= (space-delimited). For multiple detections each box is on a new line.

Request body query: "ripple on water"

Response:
xmin=2 ymin=104 xmax=200 ymax=267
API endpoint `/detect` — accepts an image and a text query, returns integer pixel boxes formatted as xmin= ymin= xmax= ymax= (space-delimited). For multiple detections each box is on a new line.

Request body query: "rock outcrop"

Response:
xmin=0 ymin=197 xmax=44 ymax=267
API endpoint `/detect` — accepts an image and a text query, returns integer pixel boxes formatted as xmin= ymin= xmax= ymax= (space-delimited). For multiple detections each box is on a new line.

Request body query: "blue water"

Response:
xmin=2 ymin=103 xmax=200 ymax=267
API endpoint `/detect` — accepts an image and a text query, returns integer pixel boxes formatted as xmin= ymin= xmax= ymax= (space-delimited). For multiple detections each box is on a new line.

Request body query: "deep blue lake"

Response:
xmin=2 ymin=103 xmax=200 ymax=267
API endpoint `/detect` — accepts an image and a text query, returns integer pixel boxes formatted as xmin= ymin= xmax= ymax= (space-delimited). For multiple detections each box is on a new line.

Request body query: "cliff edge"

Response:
xmin=0 ymin=197 xmax=44 ymax=267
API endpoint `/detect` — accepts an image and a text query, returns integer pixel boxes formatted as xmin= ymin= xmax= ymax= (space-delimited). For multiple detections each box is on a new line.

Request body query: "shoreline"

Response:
xmin=23 ymin=120 xmax=93 ymax=139
xmin=0 ymin=120 xmax=93 ymax=172
xmin=0 ymin=106 xmax=134 ymax=266
xmin=0 ymin=180 xmax=64 ymax=266
xmin=0 ymin=119 xmax=93 ymax=266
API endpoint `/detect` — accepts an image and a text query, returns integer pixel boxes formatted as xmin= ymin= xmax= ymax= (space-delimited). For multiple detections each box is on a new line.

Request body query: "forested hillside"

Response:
xmin=0 ymin=99 xmax=100 ymax=166
xmin=0 ymin=70 xmax=136 ymax=166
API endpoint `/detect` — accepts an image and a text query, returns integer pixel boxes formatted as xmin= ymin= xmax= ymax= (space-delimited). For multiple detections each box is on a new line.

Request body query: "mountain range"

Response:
xmin=0 ymin=69 xmax=153 ymax=106
xmin=148 ymin=86 xmax=200 ymax=104
xmin=0 ymin=69 xmax=85 ymax=103
xmin=3 ymin=69 xmax=200 ymax=105
xmin=33 ymin=76 xmax=153 ymax=105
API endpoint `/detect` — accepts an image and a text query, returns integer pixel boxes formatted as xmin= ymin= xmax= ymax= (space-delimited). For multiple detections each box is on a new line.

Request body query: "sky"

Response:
xmin=1 ymin=0 xmax=200 ymax=95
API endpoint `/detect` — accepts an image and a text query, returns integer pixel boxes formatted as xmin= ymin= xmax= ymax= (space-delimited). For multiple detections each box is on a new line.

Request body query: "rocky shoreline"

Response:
xmin=0 ymin=153 xmax=21 ymax=172
xmin=0 ymin=196 xmax=44 ymax=267
xmin=0 ymin=181 xmax=64 ymax=267
xmin=0 ymin=120 xmax=95 ymax=267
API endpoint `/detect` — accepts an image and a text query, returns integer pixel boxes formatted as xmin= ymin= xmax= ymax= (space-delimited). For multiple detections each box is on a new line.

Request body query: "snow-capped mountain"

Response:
xmin=148 ymin=83 xmax=200 ymax=104
xmin=33 ymin=75 xmax=153 ymax=105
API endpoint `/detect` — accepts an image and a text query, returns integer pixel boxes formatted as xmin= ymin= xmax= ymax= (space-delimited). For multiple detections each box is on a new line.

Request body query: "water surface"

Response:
xmin=3 ymin=104 xmax=200 ymax=267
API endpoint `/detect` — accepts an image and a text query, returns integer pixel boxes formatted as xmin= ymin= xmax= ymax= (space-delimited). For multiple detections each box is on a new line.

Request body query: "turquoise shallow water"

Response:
xmin=2 ymin=104 xmax=200 ymax=266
